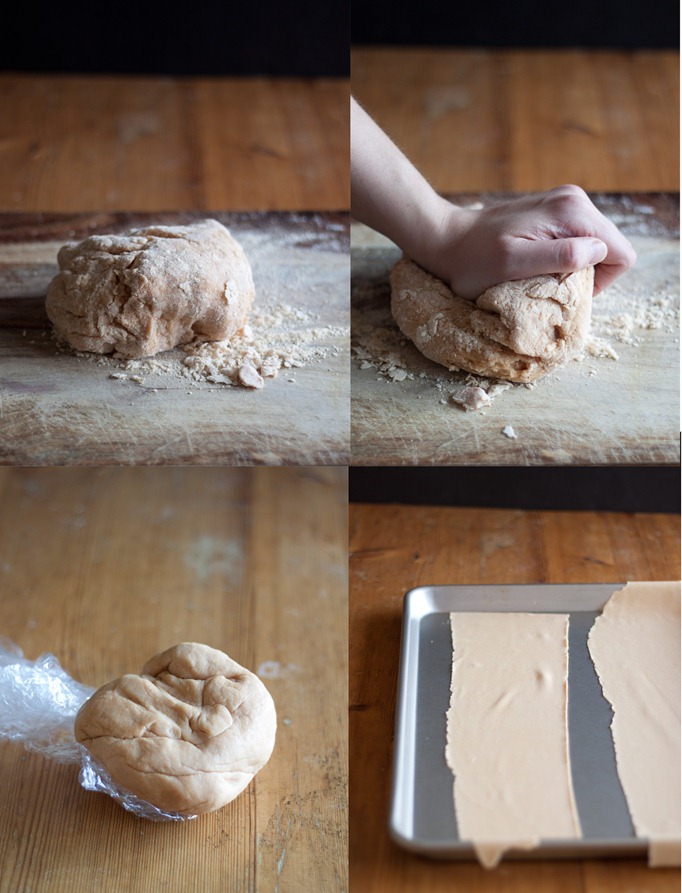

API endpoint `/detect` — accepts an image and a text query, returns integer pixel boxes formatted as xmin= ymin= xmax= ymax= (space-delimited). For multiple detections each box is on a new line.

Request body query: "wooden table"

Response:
xmin=0 ymin=74 xmax=350 ymax=465
xmin=349 ymin=499 xmax=680 ymax=892
xmin=0 ymin=74 xmax=349 ymax=212
xmin=352 ymin=48 xmax=679 ymax=193
xmin=351 ymin=49 xmax=680 ymax=465
xmin=0 ymin=466 xmax=348 ymax=893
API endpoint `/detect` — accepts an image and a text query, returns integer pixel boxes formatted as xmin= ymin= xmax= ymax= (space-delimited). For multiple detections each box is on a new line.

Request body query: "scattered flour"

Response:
xmin=353 ymin=224 xmax=679 ymax=416
xmin=352 ymin=286 xmax=528 ymax=412
xmin=57 ymin=301 xmax=347 ymax=390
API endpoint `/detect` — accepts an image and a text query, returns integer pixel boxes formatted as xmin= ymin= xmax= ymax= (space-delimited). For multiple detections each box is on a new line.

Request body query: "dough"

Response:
xmin=74 ymin=643 xmax=276 ymax=815
xmin=587 ymin=582 xmax=680 ymax=866
xmin=46 ymin=219 xmax=254 ymax=359
xmin=390 ymin=260 xmax=593 ymax=382
xmin=446 ymin=613 xmax=581 ymax=868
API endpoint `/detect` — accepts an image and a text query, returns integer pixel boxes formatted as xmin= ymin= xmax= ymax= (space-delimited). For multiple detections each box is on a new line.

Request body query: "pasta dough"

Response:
xmin=446 ymin=612 xmax=581 ymax=868
xmin=587 ymin=582 xmax=681 ymax=866
xmin=390 ymin=260 xmax=593 ymax=382
xmin=46 ymin=219 xmax=254 ymax=359
xmin=75 ymin=643 xmax=276 ymax=815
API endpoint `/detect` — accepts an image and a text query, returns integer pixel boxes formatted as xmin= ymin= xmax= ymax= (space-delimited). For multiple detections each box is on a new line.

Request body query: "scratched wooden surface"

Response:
xmin=0 ymin=212 xmax=350 ymax=466
xmin=0 ymin=466 xmax=347 ymax=893
xmin=0 ymin=74 xmax=349 ymax=212
xmin=351 ymin=194 xmax=679 ymax=465
xmin=349 ymin=499 xmax=680 ymax=892
xmin=352 ymin=48 xmax=679 ymax=193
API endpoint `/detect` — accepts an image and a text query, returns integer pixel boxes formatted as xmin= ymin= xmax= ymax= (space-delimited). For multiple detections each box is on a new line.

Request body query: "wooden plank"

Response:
xmin=0 ymin=74 xmax=349 ymax=213
xmin=0 ymin=211 xmax=350 ymax=466
xmin=349 ymin=501 xmax=681 ymax=892
xmin=350 ymin=193 xmax=679 ymax=466
xmin=0 ymin=466 xmax=347 ymax=893
xmin=351 ymin=48 xmax=680 ymax=192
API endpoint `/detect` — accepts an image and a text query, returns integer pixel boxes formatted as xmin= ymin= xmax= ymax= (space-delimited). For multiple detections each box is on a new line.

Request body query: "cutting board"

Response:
xmin=351 ymin=194 xmax=679 ymax=466
xmin=0 ymin=211 xmax=349 ymax=466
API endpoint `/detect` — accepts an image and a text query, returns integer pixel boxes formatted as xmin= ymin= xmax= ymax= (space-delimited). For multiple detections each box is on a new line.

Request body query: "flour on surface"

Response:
xmin=57 ymin=300 xmax=346 ymax=390
xmin=352 ymin=228 xmax=679 ymax=414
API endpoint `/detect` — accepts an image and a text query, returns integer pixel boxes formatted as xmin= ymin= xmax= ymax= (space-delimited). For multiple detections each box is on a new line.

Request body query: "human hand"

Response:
xmin=426 ymin=186 xmax=637 ymax=300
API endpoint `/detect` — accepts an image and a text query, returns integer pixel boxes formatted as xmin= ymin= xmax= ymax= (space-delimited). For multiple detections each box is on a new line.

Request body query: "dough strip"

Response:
xmin=446 ymin=612 xmax=582 ymax=868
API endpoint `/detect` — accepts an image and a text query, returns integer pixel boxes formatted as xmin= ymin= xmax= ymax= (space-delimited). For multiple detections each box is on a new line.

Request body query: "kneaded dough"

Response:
xmin=46 ymin=219 xmax=254 ymax=359
xmin=446 ymin=612 xmax=581 ymax=868
xmin=587 ymin=582 xmax=680 ymax=866
xmin=74 ymin=643 xmax=276 ymax=815
xmin=391 ymin=260 xmax=593 ymax=382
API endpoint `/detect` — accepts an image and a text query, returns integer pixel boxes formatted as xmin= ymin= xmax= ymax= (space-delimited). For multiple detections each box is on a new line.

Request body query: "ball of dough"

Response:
xmin=390 ymin=259 xmax=594 ymax=383
xmin=74 ymin=643 xmax=276 ymax=815
xmin=46 ymin=219 xmax=254 ymax=359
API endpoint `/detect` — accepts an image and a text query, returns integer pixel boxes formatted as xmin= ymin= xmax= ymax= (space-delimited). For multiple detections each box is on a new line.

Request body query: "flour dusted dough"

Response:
xmin=74 ymin=643 xmax=276 ymax=815
xmin=46 ymin=219 xmax=254 ymax=359
xmin=391 ymin=260 xmax=593 ymax=382
xmin=587 ymin=582 xmax=681 ymax=866
xmin=446 ymin=613 xmax=581 ymax=868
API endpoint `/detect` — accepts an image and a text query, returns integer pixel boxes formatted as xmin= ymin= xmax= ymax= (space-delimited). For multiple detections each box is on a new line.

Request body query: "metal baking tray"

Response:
xmin=390 ymin=583 xmax=649 ymax=861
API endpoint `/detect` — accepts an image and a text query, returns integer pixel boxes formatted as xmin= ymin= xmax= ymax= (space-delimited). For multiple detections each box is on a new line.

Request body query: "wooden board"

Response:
xmin=0 ymin=74 xmax=349 ymax=213
xmin=0 ymin=466 xmax=348 ymax=893
xmin=349 ymin=500 xmax=681 ymax=893
xmin=0 ymin=212 xmax=349 ymax=466
xmin=351 ymin=194 xmax=679 ymax=466
xmin=351 ymin=49 xmax=679 ymax=194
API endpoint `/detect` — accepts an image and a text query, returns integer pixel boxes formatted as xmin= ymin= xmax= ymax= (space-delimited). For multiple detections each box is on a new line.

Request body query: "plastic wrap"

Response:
xmin=0 ymin=638 xmax=195 ymax=822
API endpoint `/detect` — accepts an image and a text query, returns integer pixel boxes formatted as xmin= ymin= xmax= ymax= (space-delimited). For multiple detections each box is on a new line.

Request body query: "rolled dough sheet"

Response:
xmin=587 ymin=581 xmax=681 ymax=867
xmin=445 ymin=612 xmax=581 ymax=868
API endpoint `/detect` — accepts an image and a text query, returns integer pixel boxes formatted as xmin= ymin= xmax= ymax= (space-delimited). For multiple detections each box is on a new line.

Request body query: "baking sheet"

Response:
xmin=390 ymin=583 xmax=651 ymax=861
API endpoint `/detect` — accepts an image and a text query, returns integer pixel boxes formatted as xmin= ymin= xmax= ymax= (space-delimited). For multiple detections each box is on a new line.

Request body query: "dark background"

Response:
xmin=349 ymin=467 xmax=681 ymax=512
xmin=2 ymin=0 xmax=677 ymax=78
xmin=1 ymin=0 xmax=350 ymax=77
xmin=352 ymin=0 xmax=679 ymax=49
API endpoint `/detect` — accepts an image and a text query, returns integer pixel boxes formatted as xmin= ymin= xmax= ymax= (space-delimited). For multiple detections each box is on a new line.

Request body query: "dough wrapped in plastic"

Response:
xmin=0 ymin=639 xmax=276 ymax=821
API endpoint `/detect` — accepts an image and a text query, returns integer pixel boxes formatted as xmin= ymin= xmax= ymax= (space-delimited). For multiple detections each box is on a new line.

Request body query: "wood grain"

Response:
xmin=349 ymin=501 xmax=681 ymax=892
xmin=0 ymin=74 xmax=349 ymax=213
xmin=0 ymin=211 xmax=350 ymax=466
xmin=352 ymin=48 xmax=679 ymax=193
xmin=350 ymin=194 xmax=679 ymax=466
xmin=0 ymin=467 xmax=347 ymax=893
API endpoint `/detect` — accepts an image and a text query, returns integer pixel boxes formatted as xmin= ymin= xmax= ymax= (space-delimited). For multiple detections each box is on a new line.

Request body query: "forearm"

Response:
xmin=350 ymin=98 xmax=635 ymax=298
xmin=350 ymin=97 xmax=459 ymax=272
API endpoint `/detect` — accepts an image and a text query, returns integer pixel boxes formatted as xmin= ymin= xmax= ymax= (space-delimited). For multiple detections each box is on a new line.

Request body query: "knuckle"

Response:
xmin=553 ymin=183 xmax=587 ymax=199
xmin=547 ymin=184 xmax=589 ymax=215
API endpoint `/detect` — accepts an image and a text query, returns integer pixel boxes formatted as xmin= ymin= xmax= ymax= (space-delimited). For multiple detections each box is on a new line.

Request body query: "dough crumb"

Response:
xmin=502 ymin=425 xmax=518 ymax=439
xmin=238 ymin=364 xmax=264 ymax=389
xmin=55 ymin=299 xmax=347 ymax=392
xmin=450 ymin=386 xmax=491 ymax=411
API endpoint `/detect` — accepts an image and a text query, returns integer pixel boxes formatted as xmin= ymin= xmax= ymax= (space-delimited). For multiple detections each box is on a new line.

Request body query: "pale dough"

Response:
xmin=46 ymin=219 xmax=254 ymax=359
xmin=587 ymin=582 xmax=681 ymax=866
xmin=75 ymin=643 xmax=276 ymax=815
xmin=390 ymin=260 xmax=593 ymax=382
xmin=446 ymin=613 xmax=581 ymax=868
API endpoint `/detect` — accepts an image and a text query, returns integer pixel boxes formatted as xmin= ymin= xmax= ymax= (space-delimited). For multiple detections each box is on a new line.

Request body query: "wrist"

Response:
xmin=411 ymin=199 xmax=471 ymax=286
